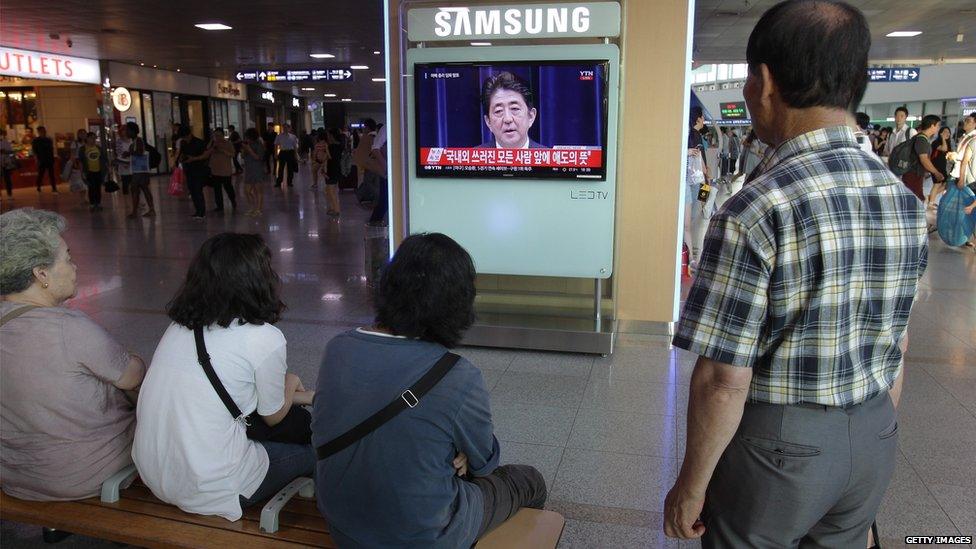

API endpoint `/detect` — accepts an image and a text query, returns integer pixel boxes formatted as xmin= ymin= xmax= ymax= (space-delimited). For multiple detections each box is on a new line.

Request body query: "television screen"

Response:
xmin=414 ymin=60 xmax=610 ymax=180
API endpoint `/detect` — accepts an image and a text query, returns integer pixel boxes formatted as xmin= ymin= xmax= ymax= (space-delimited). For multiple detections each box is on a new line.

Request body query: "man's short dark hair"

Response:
xmin=374 ymin=233 xmax=476 ymax=348
xmin=918 ymin=114 xmax=941 ymax=132
xmin=746 ymin=0 xmax=870 ymax=111
xmin=362 ymin=118 xmax=378 ymax=132
xmin=967 ymin=113 xmax=976 ymax=123
xmin=895 ymin=106 xmax=909 ymax=116
xmin=482 ymin=71 xmax=535 ymax=114
xmin=125 ymin=121 xmax=140 ymax=136
xmin=855 ymin=112 xmax=870 ymax=130
xmin=167 ymin=233 xmax=285 ymax=330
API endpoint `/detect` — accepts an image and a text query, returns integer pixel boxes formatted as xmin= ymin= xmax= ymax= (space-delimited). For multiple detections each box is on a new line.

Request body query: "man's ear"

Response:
xmin=528 ymin=107 xmax=538 ymax=126
xmin=759 ymin=64 xmax=776 ymax=104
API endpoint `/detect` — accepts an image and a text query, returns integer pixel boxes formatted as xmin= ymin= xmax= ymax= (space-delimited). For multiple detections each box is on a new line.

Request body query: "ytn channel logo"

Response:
xmin=425 ymin=148 xmax=445 ymax=164
xmin=905 ymin=535 xmax=972 ymax=545
xmin=579 ymin=70 xmax=595 ymax=81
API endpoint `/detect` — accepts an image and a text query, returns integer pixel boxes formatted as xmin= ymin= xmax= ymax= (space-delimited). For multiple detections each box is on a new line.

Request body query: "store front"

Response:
xmin=248 ymin=87 xmax=284 ymax=133
xmin=209 ymin=79 xmax=246 ymax=135
xmin=0 ymin=46 xmax=102 ymax=189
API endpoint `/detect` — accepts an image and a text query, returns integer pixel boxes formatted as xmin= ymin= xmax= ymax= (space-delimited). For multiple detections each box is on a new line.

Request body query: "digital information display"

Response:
xmin=235 ymin=68 xmax=353 ymax=82
xmin=414 ymin=60 xmax=610 ymax=179
xmin=720 ymin=101 xmax=746 ymax=119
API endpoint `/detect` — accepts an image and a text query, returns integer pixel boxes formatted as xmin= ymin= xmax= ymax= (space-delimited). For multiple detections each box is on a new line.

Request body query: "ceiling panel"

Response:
xmin=694 ymin=0 xmax=976 ymax=62
xmin=0 ymin=0 xmax=387 ymax=102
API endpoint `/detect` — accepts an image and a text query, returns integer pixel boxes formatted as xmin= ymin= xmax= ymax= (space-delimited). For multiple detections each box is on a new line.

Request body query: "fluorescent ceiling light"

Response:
xmin=886 ymin=31 xmax=922 ymax=37
xmin=195 ymin=23 xmax=232 ymax=31
xmin=323 ymin=93 xmax=337 ymax=97
xmin=341 ymin=98 xmax=352 ymax=102
xmin=372 ymin=77 xmax=386 ymax=82
xmin=471 ymin=42 xmax=492 ymax=46
xmin=373 ymin=50 xmax=381 ymax=55
xmin=310 ymin=53 xmax=335 ymax=59
xmin=301 ymin=87 xmax=315 ymax=91
xmin=350 ymin=65 xmax=369 ymax=70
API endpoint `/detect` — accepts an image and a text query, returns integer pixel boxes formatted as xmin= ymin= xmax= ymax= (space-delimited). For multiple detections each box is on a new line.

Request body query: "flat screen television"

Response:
xmin=414 ymin=60 xmax=610 ymax=180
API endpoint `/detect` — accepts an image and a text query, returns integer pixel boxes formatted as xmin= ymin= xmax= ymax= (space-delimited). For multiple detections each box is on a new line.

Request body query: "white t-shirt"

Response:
xmin=274 ymin=132 xmax=299 ymax=151
xmin=885 ymin=125 xmax=917 ymax=156
xmin=116 ymin=137 xmax=132 ymax=175
xmin=132 ymin=321 xmax=287 ymax=521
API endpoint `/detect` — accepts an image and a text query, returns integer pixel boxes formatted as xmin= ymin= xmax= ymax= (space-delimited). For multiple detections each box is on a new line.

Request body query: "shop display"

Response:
xmin=415 ymin=60 xmax=609 ymax=179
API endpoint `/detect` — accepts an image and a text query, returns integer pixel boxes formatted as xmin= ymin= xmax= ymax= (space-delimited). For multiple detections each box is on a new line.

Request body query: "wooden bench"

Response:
xmin=1 ymin=468 xmax=565 ymax=548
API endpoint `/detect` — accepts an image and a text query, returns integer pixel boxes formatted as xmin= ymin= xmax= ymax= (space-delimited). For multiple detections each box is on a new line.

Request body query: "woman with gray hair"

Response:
xmin=0 ymin=208 xmax=146 ymax=501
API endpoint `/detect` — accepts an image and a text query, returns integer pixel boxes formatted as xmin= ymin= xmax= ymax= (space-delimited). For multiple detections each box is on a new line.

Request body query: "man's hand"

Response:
xmin=934 ymin=172 xmax=945 ymax=183
xmin=663 ymin=484 xmax=706 ymax=539
xmin=453 ymin=452 xmax=468 ymax=477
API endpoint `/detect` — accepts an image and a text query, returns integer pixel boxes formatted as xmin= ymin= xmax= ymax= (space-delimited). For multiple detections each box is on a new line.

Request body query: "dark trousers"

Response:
xmin=368 ymin=175 xmax=389 ymax=223
xmin=265 ymin=149 xmax=276 ymax=175
xmin=36 ymin=161 xmax=56 ymax=191
xmin=239 ymin=442 xmax=315 ymax=508
xmin=701 ymin=393 xmax=897 ymax=548
xmin=121 ymin=174 xmax=132 ymax=195
xmin=211 ymin=175 xmax=236 ymax=210
xmin=471 ymin=464 xmax=548 ymax=540
xmin=276 ymin=150 xmax=298 ymax=186
xmin=902 ymin=171 xmax=925 ymax=201
xmin=2 ymin=167 xmax=12 ymax=197
xmin=233 ymin=149 xmax=242 ymax=173
xmin=84 ymin=170 xmax=103 ymax=206
xmin=186 ymin=172 xmax=208 ymax=216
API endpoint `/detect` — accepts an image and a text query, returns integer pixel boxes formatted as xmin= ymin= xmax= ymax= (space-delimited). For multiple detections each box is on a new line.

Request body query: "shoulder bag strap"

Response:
xmin=193 ymin=326 xmax=249 ymax=426
xmin=316 ymin=352 xmax=461 ymax=460
xmin=0 ymin=305 xmax=40 ymax=327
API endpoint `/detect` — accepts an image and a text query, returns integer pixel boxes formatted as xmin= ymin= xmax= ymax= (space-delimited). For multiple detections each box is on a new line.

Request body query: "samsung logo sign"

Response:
xmin=409 ymin=3 xmax=619 ymax=41
xmin=434 ymin=7 xmax=591 ymax=37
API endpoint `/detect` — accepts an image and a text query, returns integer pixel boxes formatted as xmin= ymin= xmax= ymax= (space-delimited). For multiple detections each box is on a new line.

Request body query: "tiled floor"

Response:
xmin=1 ymin=168 xmax=974 ymax=549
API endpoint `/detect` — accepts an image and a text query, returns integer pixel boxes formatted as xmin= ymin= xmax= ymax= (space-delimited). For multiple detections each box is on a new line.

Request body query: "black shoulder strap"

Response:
xmin=193 ymin=326 xmax=248 ymax=423
xmin=316 ymin=352 xmax=461 ymax=460
xmin=0 ymin=305 xmax=39 ymax=327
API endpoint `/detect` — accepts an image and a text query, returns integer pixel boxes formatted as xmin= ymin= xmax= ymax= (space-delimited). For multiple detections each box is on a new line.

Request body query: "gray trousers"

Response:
xmin=702 ymin=392 xmax=897 ymax=549
xmin=471 ymin=464 xmax=548 ymax=540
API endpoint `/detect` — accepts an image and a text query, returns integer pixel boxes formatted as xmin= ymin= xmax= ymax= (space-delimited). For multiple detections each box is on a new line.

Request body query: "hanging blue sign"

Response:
xmin=866 ymin=67 xmax=920 ymax=83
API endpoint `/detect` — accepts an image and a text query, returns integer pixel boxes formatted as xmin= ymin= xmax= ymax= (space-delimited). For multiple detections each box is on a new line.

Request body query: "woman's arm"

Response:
xmin=958 ymin=146 xmax=973 ymax=188
xmin=243 ymin=143 xmax=260 ymax=160
xmin=261 ymin=373 xmax=314 ymax=426
xmin=114 ymin=354 xmax=146 ymax=391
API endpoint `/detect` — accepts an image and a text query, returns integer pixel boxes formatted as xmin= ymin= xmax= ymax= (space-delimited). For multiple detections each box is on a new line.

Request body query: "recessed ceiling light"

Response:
xmin=886 ymin=31 xmax=922 ymax=37
xmin=195 ymin=23 xmax=232 ymax=31
xmin=341 ymin=98 xmax=352 ymax=102
xmin=310 ymin=53 xmax=335 ymax=59
xmin=471 ymin=42 xmax=492 ymax=46
xmin=176 ymin=68 xmax=181 ymax=72
xmin=152 ymin=65 xmax=158 ymax=68
xmin=301 ymin=87 xmax=315 ymax=91
xmin=350 ymin=65 xmax=369 ymax=70
xmin=371 ymin=77 xmax=386 ymax=82
xmin=957 ymin=33 xmax=965 ymax=43
xmin=373 ymin=50 xmax=381 ymax=55
xmin=324 ymin=93 xmax=337 ymax=97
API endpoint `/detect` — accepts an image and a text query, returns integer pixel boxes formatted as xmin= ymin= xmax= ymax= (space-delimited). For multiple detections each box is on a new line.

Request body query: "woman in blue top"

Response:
xmin=312 ymin=233 xmax=547 ymax=548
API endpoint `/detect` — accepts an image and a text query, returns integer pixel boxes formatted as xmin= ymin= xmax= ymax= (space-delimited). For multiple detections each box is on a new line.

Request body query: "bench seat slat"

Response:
xmin=0 ymin=492 xmax=319 ymax=549
xmin=114 ymin=485 xmax=329 ymax=533
xmin=80 ymin=497 xmax=333 ymax=546
xmin=475 ymin=509 xmax=566 ymax=549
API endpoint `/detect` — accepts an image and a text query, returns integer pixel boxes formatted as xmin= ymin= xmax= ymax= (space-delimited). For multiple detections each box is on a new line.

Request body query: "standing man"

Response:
xmin=274 ymin=124 xmax=298 ymax=188
xmin=177 ymin=126 xmax=210 ymax=219
xmin=901 ymin=114 xmax=944 ymax=202
xmin=228 ymin=125 xmax=243 ymax=175
xmin=663 ymin=1 xmax=928 ymax=547
xmin=884 ymin=106 xmax=916 ymax=157
xmin=263 ymin=123 xmax=277 ymax=177
xmin=32 ymin=126 xmax=57 ymax=193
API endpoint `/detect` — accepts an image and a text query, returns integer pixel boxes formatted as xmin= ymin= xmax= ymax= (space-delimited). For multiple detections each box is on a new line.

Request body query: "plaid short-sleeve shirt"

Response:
xmin=673 ymin=126 xmax=928 ymax=407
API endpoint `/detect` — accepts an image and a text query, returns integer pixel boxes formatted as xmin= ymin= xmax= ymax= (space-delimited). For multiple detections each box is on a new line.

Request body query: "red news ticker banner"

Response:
xmin=421 ymin=147 xmax=603 ymax=168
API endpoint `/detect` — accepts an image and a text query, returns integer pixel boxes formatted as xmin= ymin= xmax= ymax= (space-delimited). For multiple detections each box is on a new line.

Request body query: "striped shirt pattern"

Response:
xmin=673 ymin=126 xmax=928 ymax=407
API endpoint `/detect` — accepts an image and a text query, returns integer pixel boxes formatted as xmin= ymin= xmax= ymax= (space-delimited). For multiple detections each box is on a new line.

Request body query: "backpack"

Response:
xmin=888 ymin=136 xmax=919 ymax=176
xmin=146 ymin=144 xmax=162 ymax=170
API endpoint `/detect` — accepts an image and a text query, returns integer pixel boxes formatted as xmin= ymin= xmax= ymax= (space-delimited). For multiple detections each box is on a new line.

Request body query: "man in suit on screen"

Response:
xmin=477 ymin=72 xmax=547 ymax=149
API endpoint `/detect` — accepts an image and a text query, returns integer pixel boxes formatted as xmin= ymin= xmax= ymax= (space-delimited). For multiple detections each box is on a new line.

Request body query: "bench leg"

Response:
xmin=41 ymin=527 xmax=73 ymax=544
xmin=259 ymin=477 xmax=314 ymax=533
xmin=99 ymin=463 xmax=138 ymax=503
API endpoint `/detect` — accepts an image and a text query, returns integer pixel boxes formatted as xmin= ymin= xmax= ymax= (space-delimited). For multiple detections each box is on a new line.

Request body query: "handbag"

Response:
xmin=104 ymin=179 xmax=120 ymax=193
xmin=68 ymin=169 xmax=86 ymax=192
xmin=193 ymin=327 xmax=312 ymax=445
xmin=168 ymin=166 xmax=186 ymax=196
xmin=316 ymin=352 xmax=460 ymax=460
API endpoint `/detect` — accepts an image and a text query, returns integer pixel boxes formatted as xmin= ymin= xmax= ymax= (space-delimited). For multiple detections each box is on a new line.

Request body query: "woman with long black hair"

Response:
xmin=133 ymin=233 xmax=315 ymax=521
